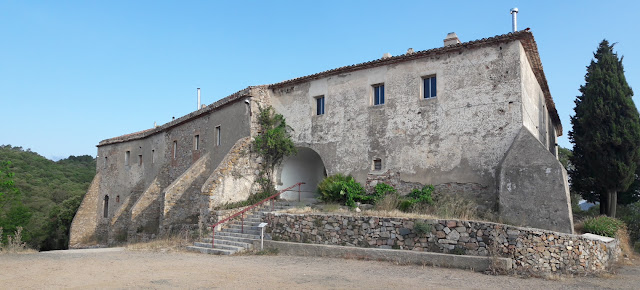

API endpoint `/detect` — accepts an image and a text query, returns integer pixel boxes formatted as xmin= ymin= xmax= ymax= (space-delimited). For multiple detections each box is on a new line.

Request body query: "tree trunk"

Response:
xmin=607 ymin=190 xmax=617 ymax=218
xmin=600 ymin=193 xmax=608 ymax=215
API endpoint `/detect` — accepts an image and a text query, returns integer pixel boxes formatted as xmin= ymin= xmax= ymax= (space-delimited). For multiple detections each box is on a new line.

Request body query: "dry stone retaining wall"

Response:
xmin=264 ymin=212 xmax=619 ymax=275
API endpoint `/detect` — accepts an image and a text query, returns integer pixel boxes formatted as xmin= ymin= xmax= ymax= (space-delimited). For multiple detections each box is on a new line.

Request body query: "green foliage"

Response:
xmin=569 ymin=40 xmax=640 ymax=217
xmin=373 ymin=183 xmax=396 ymax=203
xmin=618 ymin=202 xmax=640 ymax=246
xmin=252 ymin=106 xmax=297 ymax=195
xmin=316 ymin=174 xmax=368 ymax=208
xmin=583 ymin=216 xmax=626 ymax=238
xmin=558 ymin=146 xmax=573 ymax=171
xmin=413 ymin=221 xmax=431 ymax=236
xmin=398 ymin=185 xmax=434 ymax=212
xmin=0 ymin=145 xmax=96 ymax=250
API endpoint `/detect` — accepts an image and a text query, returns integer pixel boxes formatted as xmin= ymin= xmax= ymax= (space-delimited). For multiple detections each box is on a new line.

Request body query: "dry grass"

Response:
xmin=616 ymin=227 xmax=639 ymax=264
xmin=0 ymin=227 xmax=36 ymax=254
xmin=126 ymin=235 xmax=191 ymax=253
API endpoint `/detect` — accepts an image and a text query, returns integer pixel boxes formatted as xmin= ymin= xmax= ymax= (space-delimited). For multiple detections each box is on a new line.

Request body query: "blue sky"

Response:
xmin=1 ymin=0 xmax=638 ymax=160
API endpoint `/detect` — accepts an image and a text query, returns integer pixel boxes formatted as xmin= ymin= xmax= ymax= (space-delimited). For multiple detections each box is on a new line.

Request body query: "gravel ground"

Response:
xmin=1 ymin=248 xmax=638 ymax=289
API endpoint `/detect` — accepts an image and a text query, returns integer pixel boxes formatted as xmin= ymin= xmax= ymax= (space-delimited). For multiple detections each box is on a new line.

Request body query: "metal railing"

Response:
xmin=210 ymin=182 xmax=305 ymax=247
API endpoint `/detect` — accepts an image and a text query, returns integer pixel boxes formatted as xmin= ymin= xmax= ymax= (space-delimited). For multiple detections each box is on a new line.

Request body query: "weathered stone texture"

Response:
xmin=69 ymin=174 xmax=101 ymax=248
xmin=498 ymin=128 xmax=574 ymax=233
xmin=265 ymin=212 xmax=618 ymax=275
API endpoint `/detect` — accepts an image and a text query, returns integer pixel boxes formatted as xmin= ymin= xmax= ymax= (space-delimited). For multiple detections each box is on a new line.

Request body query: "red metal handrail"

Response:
xmin=210 ymin=182 xmax=305 ymax=247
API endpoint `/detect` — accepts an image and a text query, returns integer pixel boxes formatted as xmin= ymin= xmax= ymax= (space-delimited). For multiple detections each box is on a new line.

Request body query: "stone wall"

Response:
xmin=264 ymin=212 xmax=619 ymax=275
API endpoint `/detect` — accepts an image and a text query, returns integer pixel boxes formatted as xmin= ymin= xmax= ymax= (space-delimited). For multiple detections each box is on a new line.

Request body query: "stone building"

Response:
xmin=70 ymin=30 xmax=573 ymax=248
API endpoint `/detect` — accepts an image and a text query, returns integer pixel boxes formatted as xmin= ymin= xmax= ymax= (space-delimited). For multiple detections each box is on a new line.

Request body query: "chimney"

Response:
xmin=510 ymin=8 xmax=518 ymax=32
xmin=381 ymin=53 xmax=392 ymax=59
xmin=197 ymin=88 xmax=201 ymax=110
xmin=443 ymin=32 xmax=461 ymax=47
xmin=406 ymin=48 xmax=414 ymax=54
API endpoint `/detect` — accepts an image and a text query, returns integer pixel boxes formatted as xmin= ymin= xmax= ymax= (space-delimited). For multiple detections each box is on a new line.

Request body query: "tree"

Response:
xmin=0 ymin=161 xmax=32 ymax=243
xmin=569 ymin=40 xmax=640 ymax=218
xmin=252 ymin=106 xmax=297 ymax=193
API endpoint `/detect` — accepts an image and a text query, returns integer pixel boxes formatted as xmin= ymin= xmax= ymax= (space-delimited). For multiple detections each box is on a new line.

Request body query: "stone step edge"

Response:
xmin=254 ymin=240 xmax=513 ymax=273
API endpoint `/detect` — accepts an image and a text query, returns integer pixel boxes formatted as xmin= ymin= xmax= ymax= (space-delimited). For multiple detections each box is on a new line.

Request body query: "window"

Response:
xmin=194 ymin=135 xmax=200 ymax=150
xmin=151 ymin=150 xmax=155 ymax=163
xmin=216 ymin=126 xmax=221 ymax=146
xmin=423 ymin=76 xmax=437 ymax=99
xmin=315 ymin=96 xmax=325 ymax=115
xmin=173 ymin=141 xmax=177 ymax=159
xmin=103 ymin=196 xmax=109 ymax=218
xmin=373 ymin=158 xmax=382 ymax=171
xmin=125 ymin=151 xmax=130 ymax=166
xmin=138 ymin=155 xmax=142 ymax=166
xmin=104 ymin=156 xmax=108 ymax=169
xmin=116 ymin=195 xmax=120 ymax=203
xmin=373 ymin=84 xmax=385 ymax=105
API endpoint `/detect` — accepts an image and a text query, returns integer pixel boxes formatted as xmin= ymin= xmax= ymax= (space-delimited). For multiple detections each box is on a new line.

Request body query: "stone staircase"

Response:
xmin=187 ymin=202 xmax=294 ymax=255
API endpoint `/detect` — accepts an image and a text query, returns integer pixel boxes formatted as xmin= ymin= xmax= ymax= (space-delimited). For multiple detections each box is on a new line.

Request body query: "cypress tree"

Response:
xmin=569 ymin=40 xmax=640 ymax=218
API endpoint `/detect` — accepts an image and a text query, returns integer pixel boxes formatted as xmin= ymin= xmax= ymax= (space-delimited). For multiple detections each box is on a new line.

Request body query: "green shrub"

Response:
xmin=398 ymin=185 xmax=434 ymax=212
xmin=372 ymin=183 xmax=396 ymax=203
xmin=317 ymin=173 xmax=352 ymax=202
xmin=413 ymin=221 xmax=431 ymax=236
xmin=583 ymin=216 xmax=626 ymax=238
xmin=317 ymin=174 xmax=366 ymax=208
xmin=618 ymin=201 xmax=640 ymax=244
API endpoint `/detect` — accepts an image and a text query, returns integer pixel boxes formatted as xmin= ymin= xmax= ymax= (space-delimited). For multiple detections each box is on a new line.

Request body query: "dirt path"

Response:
xmin=1 ymin=249 xmax=638 ymax=289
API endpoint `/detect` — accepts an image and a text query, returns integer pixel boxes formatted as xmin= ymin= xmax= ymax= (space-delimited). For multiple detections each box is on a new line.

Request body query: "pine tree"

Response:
xmin=569 ymin=40 xmax=640 ymax=218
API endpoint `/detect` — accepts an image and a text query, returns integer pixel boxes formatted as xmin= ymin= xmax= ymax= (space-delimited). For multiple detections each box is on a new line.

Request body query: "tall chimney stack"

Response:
xmin=510 ymin=8 xmax=519 ymax=32
xmin=197 ymin=88 xmax=201 ymax=110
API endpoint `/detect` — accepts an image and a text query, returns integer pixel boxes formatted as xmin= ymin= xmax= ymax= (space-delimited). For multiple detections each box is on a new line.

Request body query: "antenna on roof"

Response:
xmin=510 ymin=8 xmax=519 ymax=32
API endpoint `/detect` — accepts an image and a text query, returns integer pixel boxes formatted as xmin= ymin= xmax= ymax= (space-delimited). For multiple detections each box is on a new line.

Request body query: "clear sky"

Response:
xmin=1 ymin=0 xmax=638 ymax=160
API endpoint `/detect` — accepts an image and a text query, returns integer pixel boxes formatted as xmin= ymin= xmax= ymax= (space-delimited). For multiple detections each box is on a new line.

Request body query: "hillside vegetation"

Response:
xmin=0 ymin=145 xmax=95 ymax=250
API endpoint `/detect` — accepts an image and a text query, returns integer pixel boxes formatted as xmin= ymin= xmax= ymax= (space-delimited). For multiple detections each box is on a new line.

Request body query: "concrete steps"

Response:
xmin=187 ymin=201 xmax=294 ymax=255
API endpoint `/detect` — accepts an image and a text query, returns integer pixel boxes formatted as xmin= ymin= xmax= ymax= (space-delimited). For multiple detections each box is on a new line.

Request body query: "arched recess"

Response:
xmin=276 ymin=147 xmax=327 ymax=200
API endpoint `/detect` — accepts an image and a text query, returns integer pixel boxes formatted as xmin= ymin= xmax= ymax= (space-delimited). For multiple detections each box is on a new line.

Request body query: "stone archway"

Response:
xmin=276 ymin=147 xmax=326 ymax=201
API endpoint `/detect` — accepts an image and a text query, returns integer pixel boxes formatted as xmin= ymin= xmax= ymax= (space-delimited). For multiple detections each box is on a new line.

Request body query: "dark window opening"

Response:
xmin=216 ymin=126 xmax=221 ymax=146
xmin=373 ymin=84 xmax=385 ymax=105
xmin=125 ymin=151 xmax=130 ymax=166
xmin=116 ymin=195 xmax=120 ymax=203
xmin=138 ymin=155 xmax=142 ymax=166
xmin=316 ymin=96 xmax=325 ymax=115
xmin=173 ymin=141 xmax=177 ymax=159
xmin=373 ymin=158 xmax=382 ymax=171
xmin=152 ymin=150 xmax=155 ymax=163
xmin=194 ymin=135 xmax=200 ymax=150
xmin=103 ymin=195 xmax=109 ymax=218
xmin=104 ymin=156 xmax=108 ymax=169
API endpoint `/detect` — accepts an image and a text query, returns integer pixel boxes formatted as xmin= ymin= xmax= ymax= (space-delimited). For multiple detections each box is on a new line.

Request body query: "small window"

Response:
xmin=151 ymin=150 xmax=155 ymax=164
xmin=125 ymin=151 xmax=130 ymax=166
xmin=103 ymin=195 xmax=109 ymax=218
xmin=215 ymin=126 xmax=221 ymax=146
xmin=373 ymin=84 xmax=385 ymax=105
xmin=138 ymin=155 xmax=143 ymax=166
xmin=423 ymin=76 xmax=437 ymax=99
xmin=173 ymin=141 xmax=177 ymax=159
xmin=315 ymin=96 xmax=325 ymax=115
xmin=373 ymin=158 xmax=382 ymax=171
xmin=104 ymin=156 xmax=108 ymax=169
xmin=194 ymin=135 xmax=200 ymax=150
xmin=116 ymin=195 xmax=120 ymax=203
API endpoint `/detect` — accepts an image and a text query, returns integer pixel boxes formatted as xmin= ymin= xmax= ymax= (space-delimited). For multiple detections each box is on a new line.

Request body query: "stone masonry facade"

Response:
xmin=71 ymin=30 xmax=575 ymax=247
